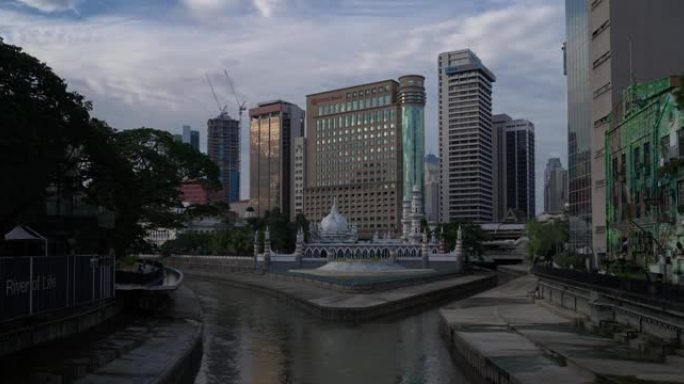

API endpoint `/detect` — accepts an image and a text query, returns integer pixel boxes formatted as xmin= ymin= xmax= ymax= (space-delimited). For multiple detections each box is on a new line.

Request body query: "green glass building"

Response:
xmin=398 ymin=75 xmax=426 ymax=203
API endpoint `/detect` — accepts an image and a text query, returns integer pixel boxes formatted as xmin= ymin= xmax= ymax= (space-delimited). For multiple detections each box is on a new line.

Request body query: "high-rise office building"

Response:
xmin=249 ymin=100 xmax=305 ymax=219
xmin=182 ymin=125 xmax=200 ymax=152
xmin=207 ymin=113 xmax=240 ymax=203
xmin=438 ymin=49 xmax=496 ymax=223
xmin=304 ymin=79 xmax=402 ymax=238
xmin=544 ymin=158 xmax=568 ymax=214
xmin=398 ymin=75 xmax=426 ymax=240
xmin=564 ymin=0 xmax=593 ymax=255
xmin=492 ymin=115 xmax=507 ymax=222
xmin=292 ymin=136 xmax=306 ymax=221
xmin=424 ymin=154 xmax=440 ymax=223
xmin=493 ymin=114 xmax=536 ymax=220
xmin=586 ymin=0 xmax=684 ymax=260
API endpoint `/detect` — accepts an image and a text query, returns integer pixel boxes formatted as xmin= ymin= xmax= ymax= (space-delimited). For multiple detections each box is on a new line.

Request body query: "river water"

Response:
xmin=187 ymin=276 xmax=470 ymax=384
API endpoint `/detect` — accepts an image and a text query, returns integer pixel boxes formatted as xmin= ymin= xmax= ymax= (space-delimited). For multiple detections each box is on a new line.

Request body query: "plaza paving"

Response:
xmin=441 ymin=274 xmax=684 ymax=383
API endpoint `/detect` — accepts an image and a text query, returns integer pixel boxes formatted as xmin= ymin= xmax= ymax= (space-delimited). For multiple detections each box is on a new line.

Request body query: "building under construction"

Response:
xmin=605 ymin=76 xmax=683 ymax=265
xmin=207 ymin=113 xmax=240 ymax=203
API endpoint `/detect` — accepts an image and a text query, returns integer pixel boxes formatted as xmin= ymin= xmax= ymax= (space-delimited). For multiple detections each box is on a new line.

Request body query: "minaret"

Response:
xmin=264 ymin=226 xmax=271 ymax=256
xmin=409 ymin=184 xmax=424 ymax=244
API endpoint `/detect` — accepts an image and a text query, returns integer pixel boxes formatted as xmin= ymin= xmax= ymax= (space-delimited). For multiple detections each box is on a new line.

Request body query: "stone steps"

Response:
xmin=27 ymin=321 xmax=158 ymax=383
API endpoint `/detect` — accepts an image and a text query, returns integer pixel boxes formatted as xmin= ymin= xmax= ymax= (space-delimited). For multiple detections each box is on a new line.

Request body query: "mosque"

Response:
xmin=255 ymin=186 xmax=462 ymax=270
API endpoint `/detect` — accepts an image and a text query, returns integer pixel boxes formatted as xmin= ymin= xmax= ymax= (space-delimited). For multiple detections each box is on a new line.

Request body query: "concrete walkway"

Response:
xmin=184 ymin=269 xmax=495 ymax=321
xmin=441 ymin=275 xmax=684 ymax=384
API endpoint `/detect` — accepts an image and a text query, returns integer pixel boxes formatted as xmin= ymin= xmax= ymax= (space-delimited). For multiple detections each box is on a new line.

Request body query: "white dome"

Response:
xmin=319 ymin=199 xmax=349 ymax=237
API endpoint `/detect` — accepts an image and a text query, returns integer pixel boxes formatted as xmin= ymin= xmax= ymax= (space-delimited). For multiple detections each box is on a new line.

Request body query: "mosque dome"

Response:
xmin=319 ymin=199 xmax=349 ymax=238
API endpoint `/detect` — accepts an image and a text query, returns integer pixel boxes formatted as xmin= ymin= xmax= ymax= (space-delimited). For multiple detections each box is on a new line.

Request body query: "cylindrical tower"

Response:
xmin=398 ymin=74 xmax=426 ymax=205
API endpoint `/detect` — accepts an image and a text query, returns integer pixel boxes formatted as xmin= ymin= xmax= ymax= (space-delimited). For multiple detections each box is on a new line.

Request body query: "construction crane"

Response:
xmin=205 ymin=73 xmax=227 ymax=115
xmin=223 ymin=69 xmax=247 ymax=126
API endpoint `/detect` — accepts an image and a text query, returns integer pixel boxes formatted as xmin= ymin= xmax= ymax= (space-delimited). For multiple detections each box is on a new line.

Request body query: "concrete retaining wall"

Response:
xmin=181 ymin=268 xmax=496 ymax=322
xmin=538 ymin=277 xmax=684 ymax=346
xmin=0 ymin=300 xmax=122 ymax=357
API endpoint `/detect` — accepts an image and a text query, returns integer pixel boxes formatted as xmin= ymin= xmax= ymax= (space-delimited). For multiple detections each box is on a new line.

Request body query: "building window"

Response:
xmin=678 ymin=181 xmax=684 ymax=207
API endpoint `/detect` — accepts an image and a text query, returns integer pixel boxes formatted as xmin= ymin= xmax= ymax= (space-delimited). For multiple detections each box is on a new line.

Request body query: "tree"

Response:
xmin=0 ymin=39 xmax=94 ymax=232
xmin=441 ymin=220 xmax=490 ymax=257
xmin=88 ymin=128 xmax=221 ymax=256
xmin=525 ymin=217 xmax=569 ymax=262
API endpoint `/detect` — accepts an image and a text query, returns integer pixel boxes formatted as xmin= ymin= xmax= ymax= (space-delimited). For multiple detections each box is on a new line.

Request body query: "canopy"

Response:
xmin=4 ymin=225 xmax=46 ymax=241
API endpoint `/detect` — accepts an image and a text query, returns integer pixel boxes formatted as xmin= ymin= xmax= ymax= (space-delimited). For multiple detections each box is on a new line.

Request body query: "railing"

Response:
xmin=531 ymin=265 xmax=684 ymax=306
xmin=0 ymin=255 xmax=115 ymax=323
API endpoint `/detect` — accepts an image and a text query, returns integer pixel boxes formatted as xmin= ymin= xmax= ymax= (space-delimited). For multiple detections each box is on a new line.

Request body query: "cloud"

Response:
xmin=0 ymin=0 xmax=566 ymax=212
xmin=13 ymin=0 xmax=78 ymax=13
xmin=252 ymin=0 xmax=279 ymax=17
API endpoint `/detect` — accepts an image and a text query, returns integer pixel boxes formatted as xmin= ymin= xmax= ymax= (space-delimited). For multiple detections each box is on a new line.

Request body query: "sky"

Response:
xmin=0 ymin=0 xmax=568 ymax=214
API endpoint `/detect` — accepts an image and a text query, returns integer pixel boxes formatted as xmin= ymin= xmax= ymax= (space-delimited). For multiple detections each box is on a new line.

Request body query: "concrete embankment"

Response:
xmin=441 ymin=275 xmax=684 ymax=384
xmin=182 ymin=267 xmax=496 ymax=322
xmin=0 ymin=300 xmax=122 ymax=358
xmin=72 ymin=285 xmax=203 ymax=384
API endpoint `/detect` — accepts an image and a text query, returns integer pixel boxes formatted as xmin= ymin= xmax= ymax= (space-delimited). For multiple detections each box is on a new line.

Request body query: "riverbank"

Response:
xmin=74 ymin=285 xmax=203 ymax=383
xmin=0 ymin=286 xmax=203 ymax=383
xmin=440 ymin=275 xmax=684 ymax=384
xmin=183 ymin=269 xmax=496 ymax=321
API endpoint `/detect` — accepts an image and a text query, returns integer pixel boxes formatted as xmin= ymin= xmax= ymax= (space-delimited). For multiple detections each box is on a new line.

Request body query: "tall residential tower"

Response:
xmin=438 ymin=49 xmax=496 ymax=223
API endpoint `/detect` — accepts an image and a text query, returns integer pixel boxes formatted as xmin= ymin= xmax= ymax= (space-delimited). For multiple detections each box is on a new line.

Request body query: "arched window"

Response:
xmin=321 ymin=250 xmax=328 ymax=259
xmin=314 ymin=249 xmax=320 ymax=258
xmin=411 ymin=249 xmax=417 ymax=257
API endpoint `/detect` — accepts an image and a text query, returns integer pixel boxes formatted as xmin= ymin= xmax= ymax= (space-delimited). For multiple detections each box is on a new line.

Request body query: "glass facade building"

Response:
xmin=565 ymin=0 xmax=592 ymax=253
xmin=208 ymin=113 xmax=241 ymax=203
xmin=398 ymin=75 xmax=426 ymax=203
xmin=249 ymin=100 xmax=304 ymax=218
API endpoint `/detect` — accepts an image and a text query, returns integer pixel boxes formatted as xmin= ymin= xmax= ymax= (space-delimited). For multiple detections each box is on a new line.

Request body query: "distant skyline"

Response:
xmin=0 ymin=0 xmax=566 ymax=213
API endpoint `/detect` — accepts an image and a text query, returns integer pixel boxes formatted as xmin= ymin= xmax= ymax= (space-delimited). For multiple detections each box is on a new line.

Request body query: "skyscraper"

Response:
xmin=398 ymin=75 xmax=426 ymax=240
xmin=304 ymin=79 xmax=402 ymax=238
xmin=586 ymin=0 xmax=684 ymax=260
xmin=424 ymin=154 xmax=440 ymax=223
xmin=207 ymin=113 xmax=240 ymax=203
xmin=292 ymin=136 xmax=306 ymax=221
xmin=182 ymin=125 xmax=200 ymax=152
xmin=493 ymin=114 xmax=536 ymax=220
xmin=564 ymin=0 xmax=592 ymax=255
xmin=544 ymin=158 xmax=568 ymax=214
xmin=249 ymin=100 xmax=305 ymax=219
xmin=438 ymin=49 xmax=496 ymax=223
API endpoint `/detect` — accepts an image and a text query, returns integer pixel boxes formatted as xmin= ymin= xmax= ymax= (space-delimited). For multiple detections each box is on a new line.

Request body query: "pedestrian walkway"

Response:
xmin=441 ymin=275 xmax=684 ymax=384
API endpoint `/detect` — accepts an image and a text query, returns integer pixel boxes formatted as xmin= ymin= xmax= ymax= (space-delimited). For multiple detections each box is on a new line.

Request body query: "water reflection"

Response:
xmin=188 ymin=277 xmax=469 ymax=384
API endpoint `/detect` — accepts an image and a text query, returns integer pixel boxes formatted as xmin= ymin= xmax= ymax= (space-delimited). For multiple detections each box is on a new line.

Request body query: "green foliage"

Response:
xmin=161 ymin=231 xmax=214 ymax=256
xmin=0 ymin=40 xmax=221 ymax=257
xmin=88 ymin=128 xmax=221 ymax=256
xmin=440 ymin=220 xmax=489 ymax=256
xmin=525 ymin=217 xmax=569 ymax=261
xmin=0 ymin=39 xmax=93 ymax=231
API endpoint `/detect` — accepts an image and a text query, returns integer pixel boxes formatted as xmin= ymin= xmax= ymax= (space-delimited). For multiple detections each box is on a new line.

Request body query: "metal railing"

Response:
xmin=0 ymin=255 xmax=115 ymax=323
xmin=531 ymin=265 xmax=684 ymax=306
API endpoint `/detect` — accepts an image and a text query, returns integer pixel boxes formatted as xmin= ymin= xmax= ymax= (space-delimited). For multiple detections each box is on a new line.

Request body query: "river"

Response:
xmin=187 ymin=276 xmax=471 ymax=384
